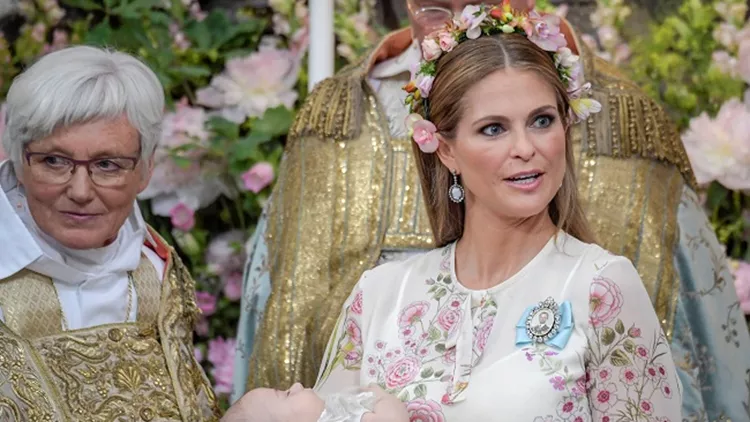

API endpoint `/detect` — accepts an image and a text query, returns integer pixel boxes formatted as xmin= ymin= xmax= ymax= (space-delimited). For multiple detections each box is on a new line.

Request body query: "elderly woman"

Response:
xmin=314 ymin=5 xmax=683 ymax=421
xmin=0 ymin=46 xmax=220 ymax=420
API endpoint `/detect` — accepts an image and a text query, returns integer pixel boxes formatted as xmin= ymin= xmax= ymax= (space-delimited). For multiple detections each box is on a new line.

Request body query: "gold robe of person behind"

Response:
xmin=0 ymin=229 xmax=221 ymax=421
xmin=248 ymin=24 xmax=696 ymax=389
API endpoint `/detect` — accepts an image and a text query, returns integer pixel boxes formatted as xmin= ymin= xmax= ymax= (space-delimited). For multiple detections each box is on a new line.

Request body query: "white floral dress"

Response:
xmin=314 ymin=233 xmax=683 ymax=421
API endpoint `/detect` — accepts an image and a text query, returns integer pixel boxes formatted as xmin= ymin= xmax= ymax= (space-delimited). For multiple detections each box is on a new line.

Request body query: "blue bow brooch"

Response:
xmin=515 ymin=297 xmax=573 ymax=350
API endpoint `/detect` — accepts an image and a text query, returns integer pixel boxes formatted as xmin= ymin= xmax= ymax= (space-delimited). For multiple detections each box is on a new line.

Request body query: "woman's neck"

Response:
xmin=455 ymin=204 xmax=557 ymax=290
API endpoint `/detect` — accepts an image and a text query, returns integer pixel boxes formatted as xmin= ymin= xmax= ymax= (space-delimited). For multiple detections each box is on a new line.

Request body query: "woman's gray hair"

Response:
xmin=2 ymin=45 xmax=164 ymax=166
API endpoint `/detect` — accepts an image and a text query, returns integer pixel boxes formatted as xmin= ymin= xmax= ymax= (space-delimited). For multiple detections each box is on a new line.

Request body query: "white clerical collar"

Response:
xmin=369 ymin=39 xmax=422 ymax=81
xmin=0 ymin=159 xmax=155 ymax=281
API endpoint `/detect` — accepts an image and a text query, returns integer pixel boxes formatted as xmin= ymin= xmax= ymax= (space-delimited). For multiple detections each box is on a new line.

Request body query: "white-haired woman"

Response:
xmin=0 ymin=46 xmax=220 ymax=420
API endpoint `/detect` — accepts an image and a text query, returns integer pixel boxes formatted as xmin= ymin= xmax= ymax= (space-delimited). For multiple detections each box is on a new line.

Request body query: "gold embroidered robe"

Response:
xmin=0 ymin=229 xmax=220 ymax=421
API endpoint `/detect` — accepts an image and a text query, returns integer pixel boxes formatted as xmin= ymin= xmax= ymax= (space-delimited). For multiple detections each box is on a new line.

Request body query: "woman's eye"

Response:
xmin=480 ymin=124 xmax=504 ymax=137
xmin=532 ymin=115 xmax=555 ymax=129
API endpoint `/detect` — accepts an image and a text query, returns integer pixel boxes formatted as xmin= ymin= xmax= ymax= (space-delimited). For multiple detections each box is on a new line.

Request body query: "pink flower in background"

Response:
xmin=223 ymin=272 xmax=243 ymax=301
xmin=589 ymin=276 xmax=624 ymax=327
xmin=206 ymin=230 xmax=247 ymax=275
xmin=597 ymin=25 xmax=620 ymax=50
xmin=194 ymin=347 xmax=204 ymax=362
xmin=681 ymin=98 xmax=750 ymax=190
xmin=43 ymin=29 xmax=69 ymax=53
xmin=196 ymin=291 xmax=217 ymax=316
xmin=196 ymin=44 xmax=300 ymax=123
xmin=714 ymin=23 xmax=739 ymax=49
xmin=169 ymin=202 xmax=195 ymax=231
xmin=241 ymin=162 xmax=275 ymax=193
xmin=195 ymin=318 xmax=209 ymax=336
xmin=732 ymin=260 xmax=750 ymax=314
xmin=139 ymin=99 xmax=226 ymax=217
xmin=712 ymin=51 xmax=738 ymax=77
xmin=30 ymin=22 xmax=46 ymax=42
xmin=207 ymin=337 xmax=236 ymax=394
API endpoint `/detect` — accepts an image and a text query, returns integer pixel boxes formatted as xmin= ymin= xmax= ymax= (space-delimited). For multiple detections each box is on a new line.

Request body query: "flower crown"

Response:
xmin=403 ymin=2 xmax=602 ymax=153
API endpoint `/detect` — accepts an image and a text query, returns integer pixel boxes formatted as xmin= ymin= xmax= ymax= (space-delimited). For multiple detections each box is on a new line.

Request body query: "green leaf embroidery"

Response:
xmin=623 ymin=339 xmax=636 ymax=353
xmin=615 ymin=319 xmax=625 ymax=335
xmin=434 ymin=288 xmax=447 ymax=300
xmin=601 ymin=327 xmax=616 ymax=346
xmin=421 ymin=367 xmax=434 ymax=379
xmin=435 ymin=343 xmax=446 ymax=353
xmin=610 ymin=349 xmax=632 ymax=367
xmin=428 ymin=326 xmax=441 ymax=341
xmin=398 ymin=390 xmax=410 ymax=402
xmin=414 ymin=384 xmax=427 ymax=399
xmin=434 ymin=369 xmax=445 ymax=378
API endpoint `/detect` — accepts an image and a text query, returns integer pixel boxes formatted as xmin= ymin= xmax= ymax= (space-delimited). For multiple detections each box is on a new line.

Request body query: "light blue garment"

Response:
xmin=233 ymin=186 xmax=750 ymax=421
xmin=231 ymin=209 xmax=272 ymax=403
xmin=515 ymin=300 xmax=574 ymax=350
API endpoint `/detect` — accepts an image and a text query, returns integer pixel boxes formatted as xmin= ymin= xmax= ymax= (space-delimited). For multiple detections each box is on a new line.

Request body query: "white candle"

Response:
xmin=308 ymin=0 xmax=335 ymax=91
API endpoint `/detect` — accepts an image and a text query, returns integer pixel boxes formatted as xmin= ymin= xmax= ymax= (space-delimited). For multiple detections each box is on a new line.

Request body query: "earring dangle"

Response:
xmin=448 ymin=170 xmax=465 ymax=203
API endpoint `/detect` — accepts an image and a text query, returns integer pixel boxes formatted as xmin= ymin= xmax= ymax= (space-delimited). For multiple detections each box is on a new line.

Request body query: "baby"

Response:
xmin=222 ymin=383 xmax=409 ymax=422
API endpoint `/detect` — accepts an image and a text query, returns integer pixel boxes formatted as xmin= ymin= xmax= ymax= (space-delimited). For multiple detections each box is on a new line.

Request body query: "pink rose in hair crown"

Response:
xmin=438 ymin=30 xmax=458 ymax=52
xmin=405 ymin=114 xmax=439 ymax=154
xmin=527 ymin=12 xmax=567 ymax=52
xmin=458 ymin=5 xmax=487 ymax=39
xmin=241 ymin=162 xmax=275 ymax=193
xmin=422 ymin=38 xmax=442 ymax=61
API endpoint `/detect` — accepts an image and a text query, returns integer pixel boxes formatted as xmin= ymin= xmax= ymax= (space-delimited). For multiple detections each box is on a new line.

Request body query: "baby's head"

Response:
xmin=222 ymin=383 xmax=325 ymax=422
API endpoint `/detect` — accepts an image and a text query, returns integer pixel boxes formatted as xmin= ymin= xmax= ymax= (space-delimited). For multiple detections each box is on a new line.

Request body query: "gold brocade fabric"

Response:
xmin=0 ymin=241 xmax=220 ymax=421
xmin=249 ymin=28 xmax=692 ymax=389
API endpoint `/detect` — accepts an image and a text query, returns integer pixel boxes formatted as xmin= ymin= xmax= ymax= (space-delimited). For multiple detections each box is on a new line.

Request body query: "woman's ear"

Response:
xmin=435 ymin=134 xmax=458 ymax=173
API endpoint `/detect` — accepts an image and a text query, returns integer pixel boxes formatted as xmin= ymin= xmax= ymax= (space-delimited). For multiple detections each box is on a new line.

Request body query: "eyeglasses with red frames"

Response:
xmin=23 ymin=148 xmax=141 ymax=187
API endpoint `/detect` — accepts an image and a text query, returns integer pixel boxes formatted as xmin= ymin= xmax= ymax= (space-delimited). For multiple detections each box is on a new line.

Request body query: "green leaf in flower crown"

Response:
xmin=253 ymin=107 xmax=295 ymax=138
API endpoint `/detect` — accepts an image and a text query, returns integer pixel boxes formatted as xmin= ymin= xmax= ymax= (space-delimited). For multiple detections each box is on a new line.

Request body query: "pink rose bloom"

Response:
xmin=169 ymin=202 xmax=195 ymax=231
xmin=345 ymin=318 xmax=363 ymax=345
xmin=628 ymin=326 xmax=641 ymax=338
xmin=195 ymin=291 xmax=217 ymax=316
xmin=241 ymin=162 xmax=275 ymax=193
xmin=194 ymin=346 xmax=204 ymax=362
xmin=412 ymin=120 xmax=439 ymax=154
xmin=681 ymin=98 xmax=750 ymax=190
xmin=528 ymin=12 xmax=567 ymax=52
xmin=384 ymin=355 xmax=421 ymax=389
xmin=206 ymin=230 xmax=247 ymax=275
xmin=422 ymin=37 xmax=441 ymax=61
xmin=436 ymin=308 xmax=462 ymax=334
xmin=589 ymin=276 xmax=624 ymax=327
xmin=196 ymin=44 xmax=300 ymax=123
xmin=474 ymin=317 xmax=494 ymax=353
xmin=732 ymin=260 xmax=750 ymax=314
xmin=398 ymin=301 xmax=430 ymax=328
xmin=350 ymin=290 xmax=364 ymax=315
xmin=438 ymin=30 xmax=458 ymax=52
xmin=406 ymin=398 xmax=445 ymax=422
xmin=223 ymin=272 xmax=243 ymax=301
xmin=458 ymin=5 xmax=486 ymax=39
xmin=207 ymin=337 xmax=236 ymax=394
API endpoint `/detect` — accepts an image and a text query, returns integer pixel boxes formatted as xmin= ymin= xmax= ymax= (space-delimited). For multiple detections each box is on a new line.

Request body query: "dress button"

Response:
xmin=140 ymin=407 xmax=155 ymax=421
xmin=108 ymin=328 xmax=123 ymax=342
